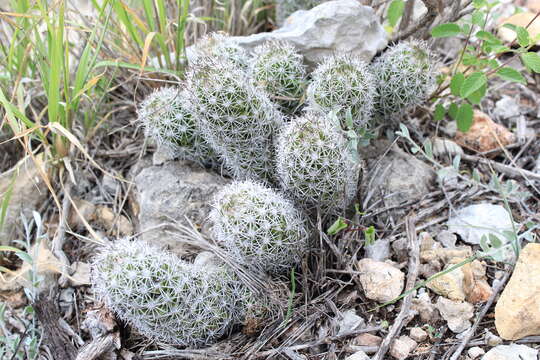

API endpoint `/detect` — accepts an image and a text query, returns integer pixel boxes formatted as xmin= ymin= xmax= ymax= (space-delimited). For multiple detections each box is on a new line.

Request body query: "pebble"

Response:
xmin=357 ymin=259 xmax=405 ymax=303
xmin=389 ymin=335 xmax=417 ymax=360
xmin=436 ymin=230 xmax=457 ymax=248
xmin=354 ymin=333 xmax=382 ymax=347
xmin=409 ymin=327 xmax=428 ymax=342
xmin=436 ymin=297 xmax=474 ymax=333
xmin=345 ymin=350 xmax=370 ymax=360
xmin=468 ymin=346 xmax=485 ymax=359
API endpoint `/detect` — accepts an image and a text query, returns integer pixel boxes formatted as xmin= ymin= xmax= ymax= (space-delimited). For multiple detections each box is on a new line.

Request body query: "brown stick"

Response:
xmin=373 ymin=216 xmax=420 ymax=360
xmin=34 ymin=292 xmax=77 ymax=360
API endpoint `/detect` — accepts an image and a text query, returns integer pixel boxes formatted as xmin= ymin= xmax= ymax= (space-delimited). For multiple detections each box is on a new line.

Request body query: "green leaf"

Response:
xmin=460 ymin=72 xmax=487 ymax=98
xmin=456 ymin=103 xmax=474 ymax=132
xmin=521 ymin=52 xmax=540 ymax=73
xmin=475 ymin=30 xmax=502 ymax=45
xmin=434 ymin=104 xmax=445 ymax=121
xmin=467 ymin=83 xmax=487 ymax=105
xmin=471 ymin=11 xmax=485 ymax=26
xmin=387 ymin=0 xmax=405 ymax=27
xmin=516 ymin=26 xmax=530 ymax=47
xmin=327 ymin=217 xmax=348 ymax=235
xmin=423 ymin=138 xmax=433 ymax=159
xmin=431 ymin=23 xmax=461 ymax=38
xmin=448 ymin=102 xmax=459 ymax=120
xmin=450 ymin=73 xmax=465 ymax=96
xmin=496 ymin=67 xmax=526 ymax=84
xmin=364 ymin=226 xmax=376 ymax=246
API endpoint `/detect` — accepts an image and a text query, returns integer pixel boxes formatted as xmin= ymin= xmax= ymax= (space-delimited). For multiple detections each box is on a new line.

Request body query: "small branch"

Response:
xmin=461 ymin=153 xmax=540 ymax=182
xmin=449 ymin=268 xmax=512 ymax=360
xmin=393 ymin=0 xmax=438 ymax=42
xmin=76 ymin=334 xmax=119 ymax=360
xmin=52 ymin=179 xmax=73 ymax=287
xmin=373 ymin=216 xmax=420 ymax=360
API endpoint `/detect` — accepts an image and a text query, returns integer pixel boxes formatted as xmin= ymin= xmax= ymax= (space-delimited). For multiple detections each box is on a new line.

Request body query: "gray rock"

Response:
xmin=365 ymin=238 xmax=390 ymax=261
xmin=437 ymin=230 xmax=457 ymax=248
xmin=493 ymin=96 xmax=520 ymax=121
xmin=134 ymin=160 xmax=231 ymax=255
xmin=345 ymin=350 xmax=370 ymax=360
xmin=447 ymin=203 xmax=513 ymax=245
xmin=230 ymin=0 xmax=387 ymax=67
xmin=360 ymin=140 xmax=435 ymax=220
xmin=389 ymin=335 xmax=417 ymax=360
xmin=337 ymin=309 xmax=365 ymax=336
xmin=481 ymin=344 xmax=538 ymax=360
xmin=436 ymin=297 xmax=474 ymax=333
xmin=468 ymin=346 xmax=485 ymax=359
xmin=0 ymin=155 xmax=48 ymax=246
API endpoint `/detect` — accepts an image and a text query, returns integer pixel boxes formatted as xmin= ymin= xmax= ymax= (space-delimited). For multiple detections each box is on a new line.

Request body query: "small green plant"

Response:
xmin=137 ymin=86 xmax=214 ymax=165
xmin=429 ymin=0 xmax=540 ymax=132
xmin=275 ymin=112 xmax=361 ymax=213
xmin=92 ymin=238 xmax=254 ymax=346
xmin=188 ymin=54 xmax=283 ymax=183
xmin=372 ymin=39 xmax=437 ymax=121
xmin=307 ymin=54 xmax=376 ymax=130
xmin=210 ymin=180 xmax=310 ymax=274
xmin=250 ymin=40 xmax=307 ymax=114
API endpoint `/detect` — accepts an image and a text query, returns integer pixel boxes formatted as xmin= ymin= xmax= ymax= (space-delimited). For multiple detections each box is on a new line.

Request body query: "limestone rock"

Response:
xmin=447 ymin=203 xmax=513 ymax=245
xmin=468 ymin=347 xmax=485 ymax=359
xmin=495 ymin=243 xmax=540 ymax=340
xmin=354 ymin=333 xmax=382 ymax=347
xmin=436 ymin=297 xmax=474 ymax=333
xmin=389 ymin=335 xmax=417 ymax=360
xmin=229 ymin=0 xmax=387 ymax=67
xmin=345 ymin=350 xmax=370 ymax=360
xmin=0 ymin=155 xmax=48 ymax=246
xmin=427 ymin=265 xmax=466 ymax=301
xmin=133 ymin=160 xmax=231 ymax=255
xmin=411 ymin=292 xmax=438 ymax=323
xmin=357 ymin=259 xmax=405 ymax=303
xmin=482 ymin=344 xmax=538 ymax=360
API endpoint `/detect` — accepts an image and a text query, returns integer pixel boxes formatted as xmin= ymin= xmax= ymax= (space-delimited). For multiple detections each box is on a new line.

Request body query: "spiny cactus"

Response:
xmin=92 ymin=238 xmax=253 ymax=346
xmin=275 ymin=112 xmax=360 ymax=213
xmin=189 ymin=32 xmax=249 ymax=70
xmin=210 ymin=181 xmax=310 ymax=274
xmin=307 ymin=54 xmax=376 ymax=130
xmin=137 ymin=86 xmax=214 ymax=164
xmin=276 ymin=0 xmax=327 ymax=25
xmin=250 ymin=41 xmax=307 ymax=114
xmin=372 ymin=40 xmax=437 ymax=120
xmin=187 ymin=56 xmax=284 ymax=183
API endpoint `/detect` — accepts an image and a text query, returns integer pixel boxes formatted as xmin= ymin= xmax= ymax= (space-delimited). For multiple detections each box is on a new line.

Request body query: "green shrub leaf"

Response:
xmin=496 ymin=67 xmax=526 ymax=84
xmin=434 ymin=104 xmax=445 ymax=121
xmin=521 ymin=52 xmax=540 ymax=73
xmin=450 ymin=73 xmax=465 ymax=96
xmin=387 ymin=0 xmax=405 ymax=27
xmin=460 ymin=72 xmax=487 ymax=98
xmin=431 ymin=23 xmax=461 ymax=38
xmin=456 ymin=103 xmax=474 ymax=132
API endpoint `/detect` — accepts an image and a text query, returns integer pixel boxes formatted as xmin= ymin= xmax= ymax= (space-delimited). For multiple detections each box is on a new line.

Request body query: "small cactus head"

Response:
xmin=307 ymin=54 xmax=376 ymax=130
xmin=250 ymin=41 xmax=307 ymax=114
xmin=210 ymin=181 xmax=310 ymax=274
xmin=187 ymin=56 xmax=284 ymax=183
xmin=137 ymin=86 xmax=214 ymax=164
xmin=189 ymin=32 xmax=249 ymax=70
xmin=372 ymin=40 xmax=437 ymax=120
xmin=275 ymin=112 xmax=360 ymax=213
xmin=92 ymin=238 xmax=253 ymax=346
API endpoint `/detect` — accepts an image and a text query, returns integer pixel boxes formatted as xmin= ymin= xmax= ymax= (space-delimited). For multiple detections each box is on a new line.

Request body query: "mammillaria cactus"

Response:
xmin=372 ymin=40 xmax=437 ymax=120
xmin=92 ymin=238 xmax=252 ymax=346
xmin=276 ymin=0 xmax=327 ymax=25
xmin=210 ymin=181 xmax=310 ymax=274
xmin=250 ymin=41 xmax=307 ymax=114
xmin=275 ymin=112 xmax=360 ymax=213
xmin=189 ymin=32 xmax=249 ymax=70
xmin=187 ymin=56 xmax=284 ymax=183
xmin=307 ymin=54 xmax=376 ymax=130
xmin=137 ymin=86 xmax=213 ymax=164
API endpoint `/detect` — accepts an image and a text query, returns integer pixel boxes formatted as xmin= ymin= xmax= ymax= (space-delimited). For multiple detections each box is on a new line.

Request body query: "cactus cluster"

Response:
xmin=250 ymin=41 xmax=307 ymax=114
xmin=372 ymin=40 xmax=437 ymax=120
xmin=188 ymin=56 xmax=283 ymax=182
xmin=307 ymin=54 xmax=376 ymax=130
xmin=210 ymin=181 xmax=310 ymax=274
xmin=137 ymin=86 xmax=214 ymax=164
xmin=276 ymin=112 xmax=360 ymax=213
xmin=121 ymin=32 xmax=439 ymax=349
xmin=93 ymin=238 xmax=254 ymax=346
